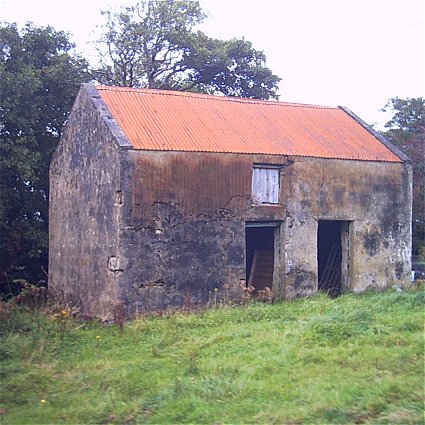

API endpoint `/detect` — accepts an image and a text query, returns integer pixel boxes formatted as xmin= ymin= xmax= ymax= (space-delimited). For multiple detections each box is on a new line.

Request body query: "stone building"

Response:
xmin=49 ymin=83 xmax=412 ymax=318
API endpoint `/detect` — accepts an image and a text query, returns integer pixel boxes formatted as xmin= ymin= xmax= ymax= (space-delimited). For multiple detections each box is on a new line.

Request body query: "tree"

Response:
xmin=93 ymin=0 xmax=281 ymax=99
xmin=0 ymin=22 xmax=89 ymax=294
xmin=381 ymin=97 xmax=425 ymax=258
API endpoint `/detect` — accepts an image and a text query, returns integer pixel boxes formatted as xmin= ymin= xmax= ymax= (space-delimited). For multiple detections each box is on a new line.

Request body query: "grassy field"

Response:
xmin=1 ymin=286 xmax=424 ymax=424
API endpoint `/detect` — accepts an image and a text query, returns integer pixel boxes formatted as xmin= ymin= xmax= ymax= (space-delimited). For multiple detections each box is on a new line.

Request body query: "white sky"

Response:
xmin=1 ymin=0 xmax=424 ymax=129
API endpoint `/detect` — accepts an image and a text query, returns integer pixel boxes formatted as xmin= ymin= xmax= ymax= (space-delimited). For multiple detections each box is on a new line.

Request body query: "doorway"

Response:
xmin=245 ymin=224 xmax=277 ymax=292
xmin=317 ymin=220 xmax=351 ymax=296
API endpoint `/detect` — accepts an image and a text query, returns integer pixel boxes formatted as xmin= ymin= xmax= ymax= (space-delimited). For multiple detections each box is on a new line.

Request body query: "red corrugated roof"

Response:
xmin=96 ymin=85 xmax=401 ymax=162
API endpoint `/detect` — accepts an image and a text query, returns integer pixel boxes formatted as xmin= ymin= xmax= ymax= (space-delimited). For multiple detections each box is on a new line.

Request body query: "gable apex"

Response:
xmin=83 ymin=83 xmax=133 ymax=150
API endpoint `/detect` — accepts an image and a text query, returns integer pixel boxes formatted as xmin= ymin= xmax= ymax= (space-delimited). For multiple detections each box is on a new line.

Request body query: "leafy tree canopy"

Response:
xmin=382 ymin=97 xmax=425 ymax=140
xmin=0 ymin=22 xmax=89 ymax=293
xmin=382 ymin=97 xmax=425 ymax=258
xmin=93 ymin=0 xmax=281 ymax=99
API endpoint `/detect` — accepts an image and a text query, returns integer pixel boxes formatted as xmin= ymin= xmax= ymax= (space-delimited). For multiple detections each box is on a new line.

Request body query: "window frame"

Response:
xmin=251 ymin=164 xmax=281 ymax=205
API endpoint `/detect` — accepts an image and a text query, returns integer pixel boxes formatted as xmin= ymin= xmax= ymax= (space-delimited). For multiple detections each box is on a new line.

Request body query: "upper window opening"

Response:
xmin=252 ymin=165 xmax=280 ymax=204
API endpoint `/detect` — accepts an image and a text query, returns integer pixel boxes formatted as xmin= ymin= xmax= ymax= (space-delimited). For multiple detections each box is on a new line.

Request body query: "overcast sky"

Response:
xmin=1 ymin=0 xmax=424 ymax=128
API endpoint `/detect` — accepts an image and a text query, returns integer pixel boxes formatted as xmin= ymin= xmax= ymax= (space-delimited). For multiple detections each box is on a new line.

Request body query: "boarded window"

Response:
xmin=252 ymin=166 xmax=280 ymax=204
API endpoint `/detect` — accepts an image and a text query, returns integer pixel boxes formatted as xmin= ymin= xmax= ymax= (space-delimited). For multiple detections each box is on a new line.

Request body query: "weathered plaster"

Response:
xmin=49 ymin=87 xmax=127 ymax=318
xmin=280 ymin=157 xmax=412 ymax=294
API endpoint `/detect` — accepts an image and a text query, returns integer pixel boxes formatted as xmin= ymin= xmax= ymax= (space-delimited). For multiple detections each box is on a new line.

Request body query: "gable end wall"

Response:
xmin=49 ymin=87 xmax=127 ymax=318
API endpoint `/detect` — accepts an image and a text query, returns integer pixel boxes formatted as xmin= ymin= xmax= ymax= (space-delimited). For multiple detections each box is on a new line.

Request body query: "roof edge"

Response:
xmin=83 ymin=83 xmax=133 ymax=150
xmin=338 ymin=106 xmax=410 ymax=164
xmin=127 ymin=148 xmax=403 ymax=163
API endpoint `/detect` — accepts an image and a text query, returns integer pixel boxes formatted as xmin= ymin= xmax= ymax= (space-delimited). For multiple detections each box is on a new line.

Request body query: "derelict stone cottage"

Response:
xmin=49 ymin=83 xmax=412 ymax=318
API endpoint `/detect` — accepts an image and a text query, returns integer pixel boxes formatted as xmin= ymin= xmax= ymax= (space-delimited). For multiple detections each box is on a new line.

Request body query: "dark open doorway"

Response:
xmin=317 ymin=220 xmax=351 ymax=297
xmin=246 ymin=225 xmax=275 ymax=292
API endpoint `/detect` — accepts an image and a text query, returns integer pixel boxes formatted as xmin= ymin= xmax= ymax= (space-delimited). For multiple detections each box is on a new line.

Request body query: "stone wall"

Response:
xmin=49 ymin=87 xmax=128 ymax=318
xmin=49 ymin=86 xmax=411 ymax=318
xmin=118 ymin=151 xmax=289 ymax=315
xmin=117 ymin=150 xmax=411 ymax=315
xmin=281 ymin=157 xmax=412 ymax=296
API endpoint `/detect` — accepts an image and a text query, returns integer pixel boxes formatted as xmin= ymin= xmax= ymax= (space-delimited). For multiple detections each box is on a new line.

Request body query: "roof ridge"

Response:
xmin=94 ymin=85 xmax=337 ymax=110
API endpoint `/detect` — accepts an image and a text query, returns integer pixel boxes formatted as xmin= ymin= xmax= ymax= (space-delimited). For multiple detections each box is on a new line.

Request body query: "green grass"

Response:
xmin=1 ymin=287 xmax=424 ymax=424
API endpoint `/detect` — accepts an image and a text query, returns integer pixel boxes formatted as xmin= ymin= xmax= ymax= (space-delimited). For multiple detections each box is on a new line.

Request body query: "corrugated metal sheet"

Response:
xmin=96 ymin=85 xmax=401 ymax=162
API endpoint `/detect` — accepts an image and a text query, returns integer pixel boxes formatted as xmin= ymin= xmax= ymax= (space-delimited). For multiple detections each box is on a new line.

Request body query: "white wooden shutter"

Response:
xmin=252 ymin=166 xmax=279 ymax=204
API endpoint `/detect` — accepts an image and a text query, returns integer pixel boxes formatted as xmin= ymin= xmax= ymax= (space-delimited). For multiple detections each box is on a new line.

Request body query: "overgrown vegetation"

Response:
xmin=0 ymin=23 xmax=89 ymax=293
xmin=1 ymin=287 xmax=423 ymax=424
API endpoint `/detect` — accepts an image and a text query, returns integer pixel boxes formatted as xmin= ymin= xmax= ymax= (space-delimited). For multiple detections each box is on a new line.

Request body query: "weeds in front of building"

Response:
xmin=1 ymin=282 xmax=423 ymax=424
